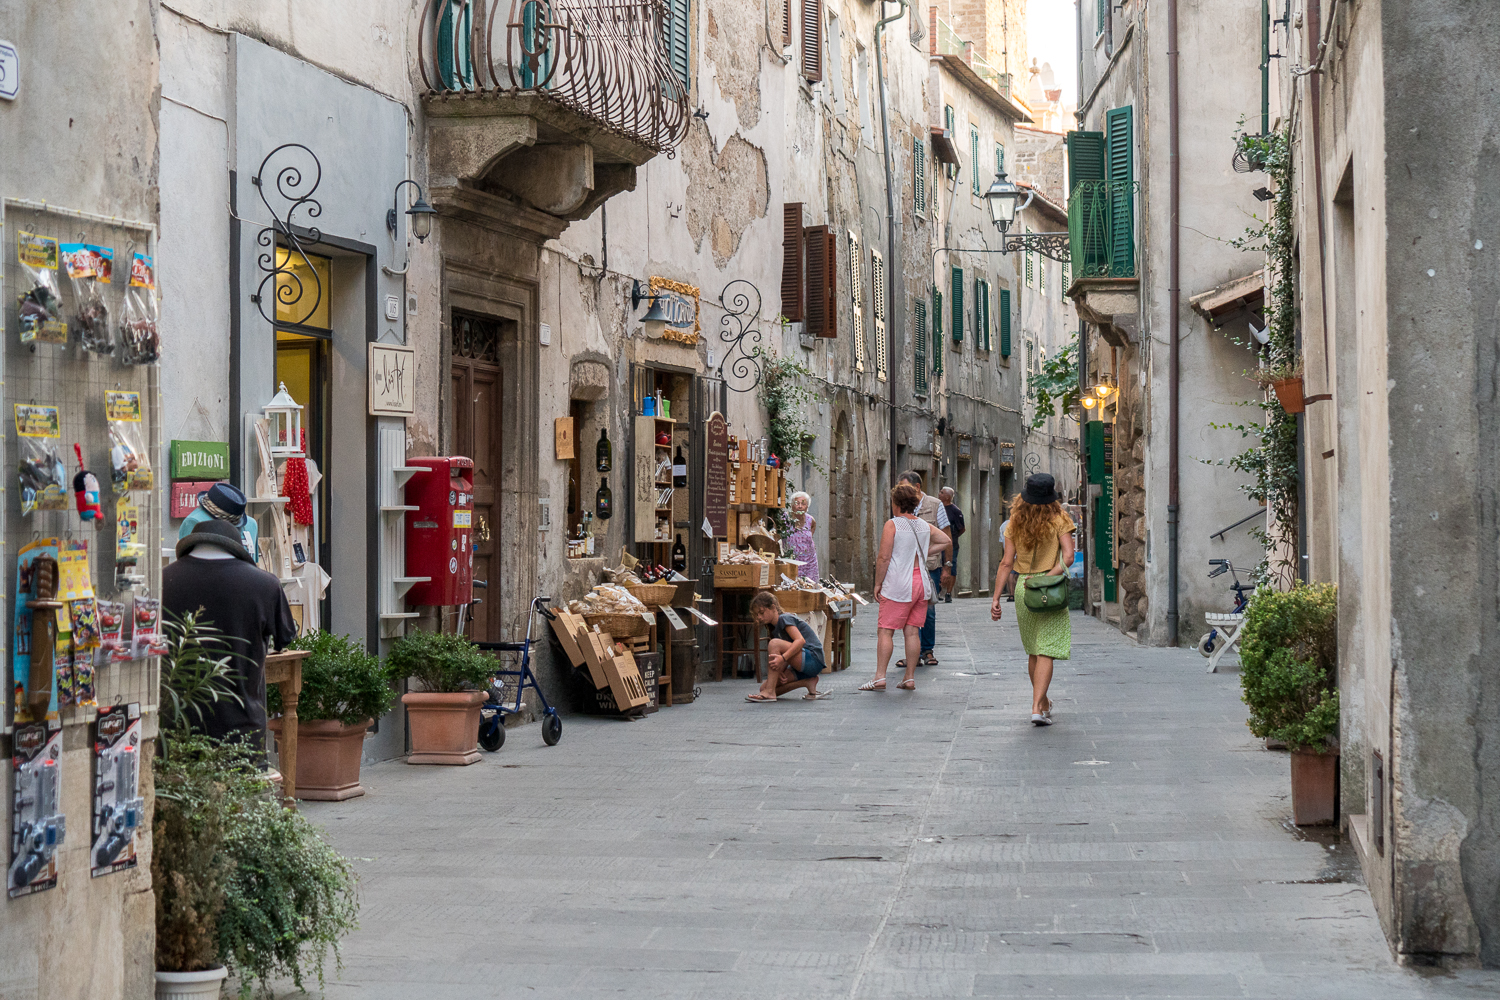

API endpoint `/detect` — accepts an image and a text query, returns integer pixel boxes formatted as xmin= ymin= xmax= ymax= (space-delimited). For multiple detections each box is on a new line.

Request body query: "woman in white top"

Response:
xmin=861 ymin=483 xmax=952 ymax=692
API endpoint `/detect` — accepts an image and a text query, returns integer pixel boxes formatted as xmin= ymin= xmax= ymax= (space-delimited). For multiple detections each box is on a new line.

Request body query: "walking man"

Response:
xmin=896 ymin=471 xmax=950 ymax=667
xmin=939 ymin=487 xmax=964 ymax=602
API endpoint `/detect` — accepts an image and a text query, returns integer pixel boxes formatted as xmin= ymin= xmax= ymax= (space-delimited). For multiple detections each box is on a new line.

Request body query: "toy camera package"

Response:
xmin=105 ymin=391 xmax=152 ymax=494
xmin=91 ymin=705 xmax=143 ymax=877
xmin=61 ymin=243 xmax=114 ymax=355
xmin=8 ymin=722 xmax=65 ymax=898
xmin=120 ymin=253 xmax=160 ymax=365
xmin=16 ymin=232 xmax=67 ymax=345
xmin=15 ymin=405 xmax=67 ymax=515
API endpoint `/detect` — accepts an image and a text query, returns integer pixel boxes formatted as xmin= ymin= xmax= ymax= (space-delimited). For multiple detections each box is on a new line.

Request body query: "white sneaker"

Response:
xmin=1031 ymin=712 xmax=1053 ymax=727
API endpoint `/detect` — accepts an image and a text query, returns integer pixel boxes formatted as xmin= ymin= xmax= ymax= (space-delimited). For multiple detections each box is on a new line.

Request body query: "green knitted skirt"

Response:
xmin=1015 ymin=573 xmax=1072 ymax=659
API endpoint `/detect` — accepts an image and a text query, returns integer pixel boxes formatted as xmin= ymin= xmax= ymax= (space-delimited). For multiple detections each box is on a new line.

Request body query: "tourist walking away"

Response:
xmin=864 ymin=483 xmax=952 ymax=692
xmin=990 ymin=474 xmax=1075 ymax=725
xmin=896 ymin=471 xmax=951 ymax=667
xmin=939 ymin=487 xmax=964 ymax=602
xmin=746 ymin=590 xmax=828 ymax=702
xmin=781 ymin=491 xmax=820 ymax=581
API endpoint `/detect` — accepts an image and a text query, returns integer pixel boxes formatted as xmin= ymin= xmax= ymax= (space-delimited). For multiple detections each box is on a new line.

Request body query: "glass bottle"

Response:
xmin=595 ymin=477 xmax=612 ymax=520
xmin=596 ymin=428 xmax=612 ymax=472
xmin=672 ymin=533 xmax=687 ymax=572
xmin=583 ymin=511 xmax=595 ymax=556
xmin=672 ymin=446 xmax=687 ymax=488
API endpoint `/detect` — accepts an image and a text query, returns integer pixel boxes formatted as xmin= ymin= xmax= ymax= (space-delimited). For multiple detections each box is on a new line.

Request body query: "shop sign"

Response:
xmin=368 ymin=343 xmax=415 ymax=416
xmin=170 ymin=480 xmax=222 ymax=518
xmin=649 ymin=277 xmax=700 ymax=345
xmin=957 ymin=435 xmax=972 ymax=459
xmin=998 ymin=441 xmax=1014 ymax=468
xmin=0 ymin=41 xmax=17 ymax=101
xmin=170 ymin=441 xmax=230 ymax=481
xmin=705 ymin=410 xmax=728 ymax=536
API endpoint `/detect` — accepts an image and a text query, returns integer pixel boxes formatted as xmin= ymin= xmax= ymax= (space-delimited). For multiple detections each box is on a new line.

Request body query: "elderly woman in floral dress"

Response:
xmin=781 ymin=491 xmax=820 ymax=580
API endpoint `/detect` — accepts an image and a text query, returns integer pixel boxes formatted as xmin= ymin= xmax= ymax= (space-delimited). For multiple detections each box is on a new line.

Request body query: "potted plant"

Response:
xmin=387 ymin=629 xmax=495 ymax=765
xmin=1237 ymin=582 xmax=1340 ymax=825
xmin=268 ymin=631 xmax=396 ymax=800
xmin=1250 ymin=360 xmax=1305 ymax=413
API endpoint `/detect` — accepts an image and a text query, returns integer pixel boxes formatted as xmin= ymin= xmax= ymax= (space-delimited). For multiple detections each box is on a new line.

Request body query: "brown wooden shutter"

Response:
xmin=782 ymin=203 xmax=804 ymax=322
xmin=782 ymin=0 xmax=792 ymax=47
xmin=804 ymin=224 xmax=837 ymax=337
xmin=800 ymin=0 xmax=822 ymax=82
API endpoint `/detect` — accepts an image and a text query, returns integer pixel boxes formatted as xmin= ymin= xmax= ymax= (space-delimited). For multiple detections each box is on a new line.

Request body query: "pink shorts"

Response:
xmin=878 ymin=595 xmax=928 ymax=631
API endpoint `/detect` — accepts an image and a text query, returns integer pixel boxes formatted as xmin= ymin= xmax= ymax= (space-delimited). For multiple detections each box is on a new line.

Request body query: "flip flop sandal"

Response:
xmin=896 ymin=679 xmax=916 ymax=691
xmin=803 ymin=691 xmax=830 ymax=700
xmin=745 ymin=694 xmax=777 ymax=703
xmin=858 ymin=679 xmax=887 ymax=692
xmin=922 ymin=652 xmax=939 ymax=666
xmin=895 ymin=659 xmax=907 ymax=670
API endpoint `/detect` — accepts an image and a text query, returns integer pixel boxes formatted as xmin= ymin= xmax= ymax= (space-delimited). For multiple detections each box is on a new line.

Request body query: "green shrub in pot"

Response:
xmin=1238 ymin=582 xmax=1339 ymax=751
xmin=267 ymin=630 xmax=396 ymax=725
xmin=385 ymin=629 xmax=494 ymax=693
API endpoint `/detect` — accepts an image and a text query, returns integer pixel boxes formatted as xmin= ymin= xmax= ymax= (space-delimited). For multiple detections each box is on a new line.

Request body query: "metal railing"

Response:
xmin=1068 ymin=180 xmax=1139 ymax=278
xmin=419 ymin=0 xmax=689 ymax=153
xmin=931 ymin=15 xmax=1013 ymax=97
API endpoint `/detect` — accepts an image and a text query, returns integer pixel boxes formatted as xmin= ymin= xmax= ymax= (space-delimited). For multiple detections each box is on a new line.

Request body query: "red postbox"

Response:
xmin=404 ymin=456 xmax=474 ymax=606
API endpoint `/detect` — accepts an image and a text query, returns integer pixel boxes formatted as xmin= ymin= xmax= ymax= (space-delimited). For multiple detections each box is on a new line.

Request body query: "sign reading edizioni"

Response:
xmin=170 ymin=440 xmax=230 ymax=481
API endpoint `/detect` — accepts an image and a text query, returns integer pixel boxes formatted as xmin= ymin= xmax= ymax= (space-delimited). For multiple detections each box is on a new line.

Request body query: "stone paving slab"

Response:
xmin=270 ymin=600 xmax=1500 ymax=999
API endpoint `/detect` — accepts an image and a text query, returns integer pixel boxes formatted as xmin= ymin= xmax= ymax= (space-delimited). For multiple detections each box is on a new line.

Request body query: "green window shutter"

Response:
xmin=995 ymin=143 xmax=1005 ymax=177
xmin=1096 ymin=0 xmax=1107 ymax=34
xmin=913 ymin=136 xmax=925 ymax=214
xmin=1066 ymin=130 xmax=1106 ymax=193
xmin=664 ymin=0 xmax=691 ymax=95
xmin=914 ymin=300 xmax=928 ymax=396
xmin=970 ymin=125 xmax=981 ymax=195
xmin=945 ymin=104 xmax=954 ymax=131
xmin=1105 ymin=105 xmax=1135 ymax=277
xmin=1062 ymin=258 xmax=1070 ymax=297
xmin=1066 ymin=130 xmax=1108 ymax=275
xmin=950 ymin=266 xmax=964 ymax=343
xmin=999 ymin=288 xmax=1011 ymax=357
xmin=933 ymin=285 xmax=944 ymax=375
xmin=974 ymin=277 xmax=988 ymax=350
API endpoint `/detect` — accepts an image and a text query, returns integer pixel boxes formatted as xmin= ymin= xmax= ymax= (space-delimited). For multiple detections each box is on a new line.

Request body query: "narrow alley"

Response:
xmin=297 ymin=605 xmax=1500 ymax=999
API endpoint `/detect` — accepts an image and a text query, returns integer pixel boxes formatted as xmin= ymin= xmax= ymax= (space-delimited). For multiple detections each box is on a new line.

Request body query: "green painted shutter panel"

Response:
xmin=1105 ymin=105 xmax=1135 ymax=276
xmin=914 ymin=136 xmax=925 ymax=214
xmin=914 ymin=300 xmax=928 ymax=396
xmin=950 ymin=266 xmax=964 ymax=343
xmin=665 ymin=0 xmax=691 ymax=94
xmin=995 ymin=143 xmax=1005 ymax=176
xmin=945 ymin=105 xmax=954 ymax=131
xmin=970 ymin=125 xmax=981 ymax=195
xmin=999 ymin=288 xmax=1011 ymax=357
xmin=1066 ymin=130 xmax=1108 ymax=275
xmin=974 ymin=277 xmax=986 ymax=350
xmin=933 ymin=286 xmax=943 ymax=375
xmin=1096 ymin=0 xmax=1107 ymax=34
xmin=1066 ymin=130 xmax=1106 ymax=193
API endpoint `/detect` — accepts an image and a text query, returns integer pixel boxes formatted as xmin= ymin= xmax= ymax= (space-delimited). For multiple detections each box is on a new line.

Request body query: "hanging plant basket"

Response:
xmin=1272 ymin=376 xmax=1305 ymax=414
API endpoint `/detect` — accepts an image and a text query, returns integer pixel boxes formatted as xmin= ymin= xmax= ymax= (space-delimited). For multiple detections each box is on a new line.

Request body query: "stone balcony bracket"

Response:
xmin=1067 ymin=276 xmax=1141 ymax=347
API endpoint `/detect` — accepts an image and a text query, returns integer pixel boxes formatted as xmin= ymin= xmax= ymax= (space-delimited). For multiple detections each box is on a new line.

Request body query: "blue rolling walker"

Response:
xmin=474 ymin=595 xmax=562 ymax=751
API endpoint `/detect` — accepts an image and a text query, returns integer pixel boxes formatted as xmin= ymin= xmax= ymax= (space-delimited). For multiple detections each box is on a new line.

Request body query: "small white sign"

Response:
xmin=368 ymin=343 xmax=415 ymax=416
xmin=661 ymin=606 xmax=687 ymax=632
xmin=685 ymin=606 xmax=718 ymax=627
xmin=384 ymin=295 xmax=400 ymax=321
xmin=0 ymin=41 xmax=18 ymax=101
xmin=539 ymin=322 xmax=552 ymax=346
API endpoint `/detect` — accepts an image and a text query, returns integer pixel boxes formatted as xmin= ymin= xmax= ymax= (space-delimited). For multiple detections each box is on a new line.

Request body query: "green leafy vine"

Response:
xmin=760 ymin=354 xmax=821 ymax=481
xmin=1025 ymin=336 xmax=1080 ymax=429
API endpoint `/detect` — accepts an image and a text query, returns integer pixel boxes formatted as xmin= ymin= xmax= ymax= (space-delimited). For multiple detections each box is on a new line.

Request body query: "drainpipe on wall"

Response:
xmin=875 ymin=0 xmax=908 ymax=490
xmin=1166 ymin=0 xmax=1181 ymax=645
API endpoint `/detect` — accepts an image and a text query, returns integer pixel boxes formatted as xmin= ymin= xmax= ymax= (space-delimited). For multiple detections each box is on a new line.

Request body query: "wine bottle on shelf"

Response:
xmin=672 ymin=534 xmax=687 ymax=572
xmin=596 ymin=428 xmax=612 ymax=472
xmin=596 ymin=477 xmax=612 ymax=520
xmin=672 ymin=446 xmax=687 ymax=488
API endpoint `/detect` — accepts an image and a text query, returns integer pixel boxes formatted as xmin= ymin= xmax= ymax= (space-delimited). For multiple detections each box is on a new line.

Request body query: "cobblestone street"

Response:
xmin=297 ymin=603 xmax=1500 ymax=999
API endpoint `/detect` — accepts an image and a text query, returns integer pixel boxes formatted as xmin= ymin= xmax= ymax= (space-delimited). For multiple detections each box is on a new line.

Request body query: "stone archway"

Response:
xmin=829 ymin=411 xmax=857 ymax=582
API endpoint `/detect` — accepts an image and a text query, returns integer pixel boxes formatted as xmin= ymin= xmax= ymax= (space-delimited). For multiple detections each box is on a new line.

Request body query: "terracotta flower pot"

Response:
xmin=1272 ymin=376 xmax=1305 ymax=414
xmin=269 ymin=717 xmax=371 ymax=801
xmin=1290 ymin=747 xmax=1339 ymax=826
xmin=155 ymin=966 xmax=227 ymax=999
xmin=402 ymin=690 xmax=486 ymax=765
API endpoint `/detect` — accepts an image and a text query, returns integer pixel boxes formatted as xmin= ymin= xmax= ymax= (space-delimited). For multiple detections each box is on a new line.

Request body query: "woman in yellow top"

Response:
xmin=990 ymin=474 xmax=1075 ymax=726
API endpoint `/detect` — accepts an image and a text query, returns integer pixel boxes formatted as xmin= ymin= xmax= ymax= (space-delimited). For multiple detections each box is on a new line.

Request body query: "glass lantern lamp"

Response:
xmin=265 ymin=382 xmax=305 ymax=458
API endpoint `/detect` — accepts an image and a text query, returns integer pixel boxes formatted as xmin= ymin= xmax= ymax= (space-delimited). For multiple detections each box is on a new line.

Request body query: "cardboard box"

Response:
xmin=715 ymin=562 xmax=770 ymax=589
xmin=548 ymin=611 xmax=590 ymax=668
xmin=603 ymin=649 xmax=649 ymax=711
xmin=580 ymin=631 xmax=615 ymax=689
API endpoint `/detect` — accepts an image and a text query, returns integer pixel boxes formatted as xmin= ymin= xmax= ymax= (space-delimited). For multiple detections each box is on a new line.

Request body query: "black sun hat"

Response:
xmin=175 ymin=518 xmax=253 ymax=563
xmin=1020 ymin=473 xmax=1060 ymax=506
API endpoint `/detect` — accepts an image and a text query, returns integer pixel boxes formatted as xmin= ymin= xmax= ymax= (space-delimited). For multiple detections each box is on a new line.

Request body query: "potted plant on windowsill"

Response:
xmin=268 ymin=631 xmax=397 ymax=800
xmin=388 ymin=629 xmax=495 ymax=765
xmin=1238 ymin=582 xmax=1340 ymax=825
xmin=1251 ymin=360 xmax=1306 ymax=414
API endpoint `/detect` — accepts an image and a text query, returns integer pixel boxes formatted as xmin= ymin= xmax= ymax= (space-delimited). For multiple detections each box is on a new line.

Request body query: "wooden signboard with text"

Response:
xmin=705 ymin=411 xmax=728 ymax=536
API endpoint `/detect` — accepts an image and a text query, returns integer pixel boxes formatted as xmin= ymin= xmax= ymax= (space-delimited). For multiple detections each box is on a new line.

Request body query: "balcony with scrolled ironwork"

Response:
xmin=1066 ymin=180 xmax=1141 ymax=344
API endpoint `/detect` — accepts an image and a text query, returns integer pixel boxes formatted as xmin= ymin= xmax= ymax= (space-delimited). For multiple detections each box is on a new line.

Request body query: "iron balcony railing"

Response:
xmin=1068 ymin=180 xmax=1139 ymax=279
xmin=931 ymin=14 xmax=1014 ymax=98
xmin=419 ymin=0 xmax=689 ymax=153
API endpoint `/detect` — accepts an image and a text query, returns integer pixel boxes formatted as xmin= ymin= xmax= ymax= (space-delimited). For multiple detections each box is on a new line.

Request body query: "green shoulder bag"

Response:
xmin=1021 ymin=573 xmax=1069 ymax=612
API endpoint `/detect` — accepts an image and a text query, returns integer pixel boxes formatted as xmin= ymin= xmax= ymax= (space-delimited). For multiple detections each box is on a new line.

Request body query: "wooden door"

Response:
xmin=829 ymin=412 xmax=856 ymax=582
xmin=452 ymin=311 xmax=503 ymax=643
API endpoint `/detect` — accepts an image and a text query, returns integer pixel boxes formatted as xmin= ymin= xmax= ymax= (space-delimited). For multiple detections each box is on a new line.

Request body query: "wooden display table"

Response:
xmin=264 ymin=649 xmax=309 ymax=804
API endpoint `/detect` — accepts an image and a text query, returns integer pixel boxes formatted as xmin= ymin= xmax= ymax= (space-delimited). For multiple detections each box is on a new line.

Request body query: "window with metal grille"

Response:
xmin=849 ymin=231 xmax=866 ymax=371
xmin=871 ymin=250 xmax=887 ymax=381
xmin=452 ymin=310 xmax=501 ymax=363
xmin=970 ymin=124 xmax=981 ymax=195
xmin=913 ymin=135 xmax=926 ymax=214
xmin=914 ymin=299 xmax=928 ymax=396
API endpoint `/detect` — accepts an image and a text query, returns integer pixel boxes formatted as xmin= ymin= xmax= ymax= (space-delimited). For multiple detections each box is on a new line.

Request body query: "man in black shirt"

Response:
xmin=939 ymin=487 xmax=965 ymax=603
xmin=162 ymin=519 xmax=297 ymax=748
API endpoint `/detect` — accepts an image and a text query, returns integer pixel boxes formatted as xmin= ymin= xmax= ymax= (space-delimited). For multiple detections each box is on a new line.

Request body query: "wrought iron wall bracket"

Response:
xmin=1001 ymin=231 xmax=1071 ymax=262
xmin=717 ymin=279 xmax=764 ymax=393
xmin=250 ymin=143 xmax=324 ymax=327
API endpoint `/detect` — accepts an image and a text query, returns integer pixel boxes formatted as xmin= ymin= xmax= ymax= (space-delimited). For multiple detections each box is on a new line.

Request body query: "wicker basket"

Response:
xmin=622 ymin=583 xmax=677 ymax=608
xmin=582 ymin=612 xmax=652 ymax=638
xmin=774 ymin=590 xmax=821 ymax=615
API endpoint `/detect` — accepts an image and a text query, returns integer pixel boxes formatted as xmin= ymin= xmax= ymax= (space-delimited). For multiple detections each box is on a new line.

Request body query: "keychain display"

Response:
xmin=15 ymin=405 xmax=67 ymax=515
xmin=106 ymin=391 xmax=151 ymax=493
xmin=61 ymin=243 xmax=114 ymax=355
xmin=91 ymin=705 xmax=142 ymax=876
xmin=72 ymin=444 xmax=103 ymax=522
xmin=8 ymin=722 xmax=65 ymax=898
xmin=12 ymin=540 xmax=61 ymax=723
xmin=16 ymin=232 xmax=67 ymax=345
xmin=120 ymin=253 xmax=160 ymax=365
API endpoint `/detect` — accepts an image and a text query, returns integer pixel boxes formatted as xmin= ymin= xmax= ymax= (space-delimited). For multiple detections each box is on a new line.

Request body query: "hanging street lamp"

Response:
xmin=982 ymin=172 xmax=1071 ymax=262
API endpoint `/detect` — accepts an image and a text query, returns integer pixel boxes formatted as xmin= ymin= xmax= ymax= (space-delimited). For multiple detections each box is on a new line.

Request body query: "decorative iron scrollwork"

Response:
xmin=717 ymin=279 xmax=765 ymax=393
xmin=1003 ymin=231 xmax=1072 ymax=262
xmin=250 ymin=144 xmax=324 ymax=326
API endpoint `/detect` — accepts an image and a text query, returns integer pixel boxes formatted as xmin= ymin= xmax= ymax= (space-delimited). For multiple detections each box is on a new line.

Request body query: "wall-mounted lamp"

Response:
xmin=1081 ymin=394 xmax=1098 ymax=409
xmin=387 ymin=179 xmax=438 ymax=244
xmin=982 ymin=171 xmax=1071 ymax=262
xmin=632 ymin=279 xmax=671 ymax=339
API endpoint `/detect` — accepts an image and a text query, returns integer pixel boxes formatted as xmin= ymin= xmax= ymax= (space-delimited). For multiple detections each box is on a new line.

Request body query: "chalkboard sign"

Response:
xmin=705 ymin=411 xmax=728 ymax=537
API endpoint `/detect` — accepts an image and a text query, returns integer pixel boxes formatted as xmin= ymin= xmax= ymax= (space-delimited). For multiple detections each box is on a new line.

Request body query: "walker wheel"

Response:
xmin=1197 ymin=633 xmax=1217 ymax=658
xmin=542 ymin=713 xmax=562 ymax=746
xmin=479 ymin=719 xmax=505 ymax=752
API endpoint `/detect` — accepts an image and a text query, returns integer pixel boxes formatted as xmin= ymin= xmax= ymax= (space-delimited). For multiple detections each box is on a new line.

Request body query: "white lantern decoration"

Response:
xmin=264 ymin=382 xmax=305 ymax=458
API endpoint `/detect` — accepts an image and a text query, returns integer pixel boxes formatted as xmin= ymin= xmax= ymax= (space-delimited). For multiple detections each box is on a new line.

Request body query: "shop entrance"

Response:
xmin=451 ymin=310 xmax=508 ymax=643
xmin=829 ymin=412 xmax=856 ymax=582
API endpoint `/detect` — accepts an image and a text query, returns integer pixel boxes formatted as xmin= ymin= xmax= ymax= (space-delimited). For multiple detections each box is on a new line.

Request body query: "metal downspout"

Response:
xmin=875 ymin=0 xmax=908 ymax=490
xmin=1166 ymin=0 xmax=1181 ymax=645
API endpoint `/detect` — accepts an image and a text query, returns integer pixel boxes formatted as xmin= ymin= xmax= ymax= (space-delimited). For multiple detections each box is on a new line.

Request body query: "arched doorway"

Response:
xmin=829 ymin=412 xmax=857 ymax=581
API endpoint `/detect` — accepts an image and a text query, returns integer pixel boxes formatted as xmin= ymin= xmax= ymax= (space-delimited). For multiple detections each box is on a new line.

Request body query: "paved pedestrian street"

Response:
xmin=295 ymin=603 xmax=1500 ymax=999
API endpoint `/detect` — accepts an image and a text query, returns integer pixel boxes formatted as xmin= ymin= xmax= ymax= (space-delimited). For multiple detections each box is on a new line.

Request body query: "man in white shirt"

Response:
xmin=898 ymin=471 xmax=949 ymax=665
